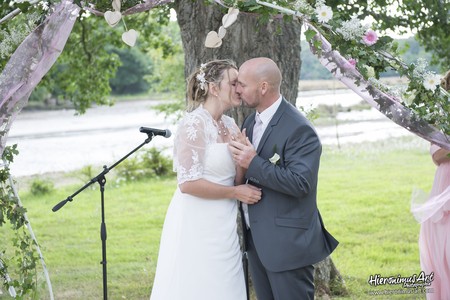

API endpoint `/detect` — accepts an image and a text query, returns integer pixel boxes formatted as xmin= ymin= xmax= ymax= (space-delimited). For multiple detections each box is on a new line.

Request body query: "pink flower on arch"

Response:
xmin=344 ymin=58 xmax=357 ymax=70
xmin=363 ymin=29 xmax=378 ymax=46
xmin=348 ymin=58 xmax=357 ymax=68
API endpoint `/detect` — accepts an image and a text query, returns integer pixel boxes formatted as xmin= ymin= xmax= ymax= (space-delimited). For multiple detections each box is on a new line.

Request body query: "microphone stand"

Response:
xmin=52 ymin=133 xmax=155 ymax=300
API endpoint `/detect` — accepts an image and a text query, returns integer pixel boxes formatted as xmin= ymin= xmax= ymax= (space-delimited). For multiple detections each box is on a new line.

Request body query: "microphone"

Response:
xmin=139 ymin=127 xmax=172 ymax=138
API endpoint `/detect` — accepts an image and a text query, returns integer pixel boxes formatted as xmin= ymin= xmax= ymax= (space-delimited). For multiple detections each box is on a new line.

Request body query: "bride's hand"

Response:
xmin=231 ymin=128 xmax=249 ymax=146
xmin=234 ymin=184 xmax=261 ymax=204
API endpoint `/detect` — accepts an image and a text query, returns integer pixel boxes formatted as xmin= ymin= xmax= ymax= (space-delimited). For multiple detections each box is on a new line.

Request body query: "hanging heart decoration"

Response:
xmin=204 ymin=7 xmax=239 ymax=48
xmin=104 ymin=10 xmax=122 ymax=27
xmin=222 ymin=8 xmax=239 ymax=28
xmin=122 ymin=29 xmax=138 ymax=47
xmin=205 ymin=31 xmax=223 ymax=48
xmin=218 ymin=26 xmax=226 ymax=39
xmin=104 ymin=0 xmax=138 ymax=47
xmin=112 ymin=0 xmax=121 ymax=12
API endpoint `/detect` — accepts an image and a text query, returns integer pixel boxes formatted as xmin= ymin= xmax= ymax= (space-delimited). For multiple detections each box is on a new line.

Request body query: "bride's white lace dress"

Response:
xmin=150 ymin=106 xmax=246 ymax=300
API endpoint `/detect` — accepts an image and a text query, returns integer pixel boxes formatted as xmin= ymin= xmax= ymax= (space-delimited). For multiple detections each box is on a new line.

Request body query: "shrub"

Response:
xmin=30 ymin=178 xmax=54 ymax=195
xmin=115 ymin=147 xmax=174 ymax=183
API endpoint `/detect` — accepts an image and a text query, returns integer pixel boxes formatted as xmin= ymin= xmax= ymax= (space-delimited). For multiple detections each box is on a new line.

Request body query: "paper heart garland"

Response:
xmin=104 ymin=0 xmax=138 ymax=47
xmin=112 ymin=0 xmax=121 ymax=12
xmin=205 ymin=31 xmax=222 ymax=48
xmin=222 ymin=8 xmax=239 ymax=28
xmin=104 ymin=10 xmax=122 ymax=27
xmin=204 ymin=7 xmax=239 ymax=48
xmin=122 ymin=29 xmax=138 ymax=47
xmin=218 ymin=26 xmax=226 ymax=39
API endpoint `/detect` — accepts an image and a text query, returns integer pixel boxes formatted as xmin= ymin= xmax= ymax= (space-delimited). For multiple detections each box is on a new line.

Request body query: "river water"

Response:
xmin=5 ymin=90 xmax=417 ymax=177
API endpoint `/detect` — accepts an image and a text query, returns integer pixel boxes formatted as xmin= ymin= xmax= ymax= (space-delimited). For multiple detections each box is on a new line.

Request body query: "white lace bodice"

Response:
xmin=173 ymin=106 xmax=239 ymax=184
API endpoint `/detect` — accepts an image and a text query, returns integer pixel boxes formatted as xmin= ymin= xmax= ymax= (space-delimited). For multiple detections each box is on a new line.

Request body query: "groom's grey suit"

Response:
xmin=242 ymin=98 xmax=338 ymax=299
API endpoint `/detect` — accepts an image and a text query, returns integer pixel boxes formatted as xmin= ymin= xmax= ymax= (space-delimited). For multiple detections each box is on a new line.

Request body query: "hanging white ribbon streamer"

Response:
xmin=0 ymin=1 xmax=80 ymax=156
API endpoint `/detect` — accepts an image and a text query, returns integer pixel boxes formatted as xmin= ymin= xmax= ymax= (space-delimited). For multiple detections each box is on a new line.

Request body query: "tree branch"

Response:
xmin=0 ymin=0 xmax=40 ymax=25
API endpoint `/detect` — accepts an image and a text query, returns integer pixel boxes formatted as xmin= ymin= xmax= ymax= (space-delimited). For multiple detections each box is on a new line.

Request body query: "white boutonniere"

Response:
xmin=269 ymin=153 xmax=280 ymax=165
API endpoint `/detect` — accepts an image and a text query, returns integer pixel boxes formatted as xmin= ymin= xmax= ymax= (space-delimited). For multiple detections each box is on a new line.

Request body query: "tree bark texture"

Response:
xmin=173 ymin=1 xmax=345 ymax=298
xmin=174 ymin=0 xmax=301 ymax=126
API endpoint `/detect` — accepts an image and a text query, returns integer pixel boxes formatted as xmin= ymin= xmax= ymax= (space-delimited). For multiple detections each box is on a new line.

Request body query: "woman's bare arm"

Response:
xmin=179 ymin=179 xmax=261 ymax=204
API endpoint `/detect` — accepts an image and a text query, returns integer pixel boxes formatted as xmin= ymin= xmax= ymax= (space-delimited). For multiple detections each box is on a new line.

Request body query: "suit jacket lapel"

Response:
xmin=246 ymin=114 xmax=256 ymax=145
xmin=256 ymin=99 xmax=287 ymax=154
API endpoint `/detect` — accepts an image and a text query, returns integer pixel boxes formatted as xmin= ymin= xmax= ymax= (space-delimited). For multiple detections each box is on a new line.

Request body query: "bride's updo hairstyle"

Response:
xmin=186 ymin=59 xmax=237 ymax=112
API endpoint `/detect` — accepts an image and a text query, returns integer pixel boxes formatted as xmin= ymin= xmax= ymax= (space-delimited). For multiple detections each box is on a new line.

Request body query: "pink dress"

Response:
xmin=411 ymin=144 xmax=450 ymax=299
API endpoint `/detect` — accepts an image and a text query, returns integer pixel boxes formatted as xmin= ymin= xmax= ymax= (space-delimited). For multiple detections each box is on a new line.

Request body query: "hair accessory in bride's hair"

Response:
xmin=196 ymin=63 xmax=207 ymax=90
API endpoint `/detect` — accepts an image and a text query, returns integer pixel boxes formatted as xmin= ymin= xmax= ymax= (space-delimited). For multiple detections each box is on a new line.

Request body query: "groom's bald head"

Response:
xmin=237 ymin=57 xmax=282 ymax=111
xmin=240 ymin=57 xmax=282 ymax=93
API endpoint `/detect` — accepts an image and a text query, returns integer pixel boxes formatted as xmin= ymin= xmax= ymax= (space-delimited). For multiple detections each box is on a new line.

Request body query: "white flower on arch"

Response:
xmin=423 ymin=74 xmax=442 ymax=91
xmin=315 ymin=5 xmax=332 ymax=23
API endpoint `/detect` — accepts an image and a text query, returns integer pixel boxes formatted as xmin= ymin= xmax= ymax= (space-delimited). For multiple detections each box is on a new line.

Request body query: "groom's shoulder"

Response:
xmin=281 ymin=100 xmax=309 ymax=123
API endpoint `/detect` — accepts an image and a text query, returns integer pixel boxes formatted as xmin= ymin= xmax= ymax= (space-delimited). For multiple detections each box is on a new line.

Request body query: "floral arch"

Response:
xmin=0 ymin=0 xmax=449 ymax=297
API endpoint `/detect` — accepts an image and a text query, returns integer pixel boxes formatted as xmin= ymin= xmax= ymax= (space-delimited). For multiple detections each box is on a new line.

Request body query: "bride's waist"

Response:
xmin=174 ymin=188 xmax=238 ymax=208
xmin=202 ymin=175 xmax=235 ymax=186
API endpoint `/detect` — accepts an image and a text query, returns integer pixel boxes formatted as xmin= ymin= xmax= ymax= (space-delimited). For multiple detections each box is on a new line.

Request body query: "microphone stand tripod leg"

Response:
xmin=98 ymin=174 xmax=108 ymax=300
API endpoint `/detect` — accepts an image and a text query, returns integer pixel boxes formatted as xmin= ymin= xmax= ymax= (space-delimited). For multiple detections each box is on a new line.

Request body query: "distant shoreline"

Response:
xmin=298 ymin=76 xmax=408 ymax=91
xmin=22 ymin=77 xmax=409 ymax=112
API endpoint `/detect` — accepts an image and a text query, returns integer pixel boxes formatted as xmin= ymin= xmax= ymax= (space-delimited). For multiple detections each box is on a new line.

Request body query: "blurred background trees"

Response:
xmin=1 ymin=1 xmax=447 ymax=113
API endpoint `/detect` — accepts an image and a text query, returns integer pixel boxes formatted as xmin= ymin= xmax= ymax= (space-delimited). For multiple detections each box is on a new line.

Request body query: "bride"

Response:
xmin=150 ymin=59 xmax=262 ymax=300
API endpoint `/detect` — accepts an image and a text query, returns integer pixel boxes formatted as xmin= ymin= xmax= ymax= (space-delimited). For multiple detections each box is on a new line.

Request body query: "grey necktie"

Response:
xmin=252 ymin=114 xmax=263 ymax=149
xmin=243 ymin=114 xmax=264 ymax=228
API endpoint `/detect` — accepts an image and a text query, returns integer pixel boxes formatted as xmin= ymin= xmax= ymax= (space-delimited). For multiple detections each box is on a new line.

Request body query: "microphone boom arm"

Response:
xmin=51 ymin=130 xmax=157 ymax=300
xmin=52 ymin=135 xmax=153 ymax=212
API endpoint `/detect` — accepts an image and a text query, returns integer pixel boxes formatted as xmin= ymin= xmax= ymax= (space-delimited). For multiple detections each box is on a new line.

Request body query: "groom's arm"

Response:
xmin=246 ymin=124 xmax=321 ymax=198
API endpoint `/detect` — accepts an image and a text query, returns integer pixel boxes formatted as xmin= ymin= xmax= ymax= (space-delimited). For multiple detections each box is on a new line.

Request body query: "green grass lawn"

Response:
xmin=1 ymin=137 xmax=436 ymax=299
xmin=318 ymin=137 xmax=434 ymax=299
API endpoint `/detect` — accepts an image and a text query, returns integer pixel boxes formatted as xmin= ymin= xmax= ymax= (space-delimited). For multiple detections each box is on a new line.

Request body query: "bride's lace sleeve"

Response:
xmin=173 ymin=113 xmax=208 ymax=184
xmin=222 ymin=115 xmax=240 ymax=136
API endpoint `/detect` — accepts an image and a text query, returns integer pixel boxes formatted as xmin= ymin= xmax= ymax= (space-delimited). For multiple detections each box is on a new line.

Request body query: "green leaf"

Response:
xmin=313 ymin=39 xmax=322 ymax=50
xmin=304 ymin=29 xmax=317 ymax=42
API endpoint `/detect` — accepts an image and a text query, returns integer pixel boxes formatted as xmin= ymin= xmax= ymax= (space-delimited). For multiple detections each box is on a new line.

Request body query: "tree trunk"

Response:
xmin=173 ymin=1 xmax=345 ymax=298
xmin=174 ymin=0 xmax=300 ymax=126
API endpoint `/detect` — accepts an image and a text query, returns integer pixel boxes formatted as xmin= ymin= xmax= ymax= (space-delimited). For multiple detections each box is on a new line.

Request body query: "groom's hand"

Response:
xmin=228 ymin=137 xmax=257 ymax=169
xmin=234 ymin=184 xmax=262 ymax=204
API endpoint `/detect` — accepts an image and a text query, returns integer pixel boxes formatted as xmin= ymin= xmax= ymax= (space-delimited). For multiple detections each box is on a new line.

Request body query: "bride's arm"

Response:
xmin=176 ymin=116 xmax=260 ymax=203
xmin=179 ymin=179 xmax=261 ymax=204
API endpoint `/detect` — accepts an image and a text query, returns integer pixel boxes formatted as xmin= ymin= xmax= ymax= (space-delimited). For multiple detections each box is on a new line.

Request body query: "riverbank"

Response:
xmin=8 ymin=76 xmax=419 ymax=188
xmin=22 ymin=77 xmax=409 ymax=111
xmin=13 ymin=134 xmax=428 ymax=194
xmin=298 ymin=77 xmax=409 ymax=91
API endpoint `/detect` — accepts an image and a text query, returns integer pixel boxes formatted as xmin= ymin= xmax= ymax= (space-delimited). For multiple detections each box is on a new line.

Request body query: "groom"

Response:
xmin=229 ymin=57 xmax=338 ymax=299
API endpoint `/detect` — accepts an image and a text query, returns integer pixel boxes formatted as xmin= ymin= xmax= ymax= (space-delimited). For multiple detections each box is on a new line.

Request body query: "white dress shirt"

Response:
xmin=243 ymin=96 xmax=283 ymax=227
